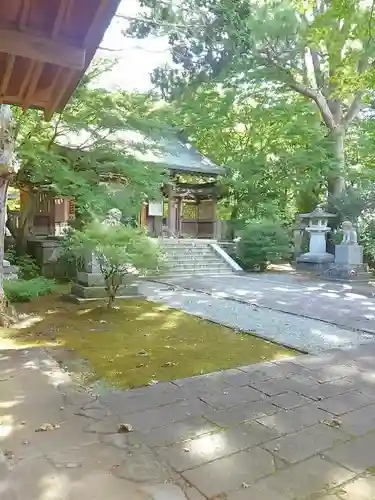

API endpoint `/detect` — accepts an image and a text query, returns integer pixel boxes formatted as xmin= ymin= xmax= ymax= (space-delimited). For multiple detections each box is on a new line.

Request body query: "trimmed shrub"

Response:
xmin=4 ymin=278 xmax=56 ymax=303
xmin=236 ymin=220 xmax=292 ymax=271
xmin=5 ymin=249 xmax=40 ymax=280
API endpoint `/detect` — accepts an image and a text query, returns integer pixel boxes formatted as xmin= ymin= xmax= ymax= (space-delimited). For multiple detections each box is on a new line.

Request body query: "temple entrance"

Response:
xmin=141 ymin=181 xmax=219 ymax=239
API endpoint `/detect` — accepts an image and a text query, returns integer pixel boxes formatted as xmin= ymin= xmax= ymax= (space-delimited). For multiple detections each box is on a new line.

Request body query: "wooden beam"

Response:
xmin=19 ymin=60 xmax=37 ymax=99
xmin=0 ymin=55 xmax=15 ymax=99
xmin=0 ymin=29 xmax=86 ymax=70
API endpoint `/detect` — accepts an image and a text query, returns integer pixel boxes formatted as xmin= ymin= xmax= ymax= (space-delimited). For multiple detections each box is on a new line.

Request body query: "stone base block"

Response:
xmin=335 ymin=244 xmax=363 ymax=266
xmin=71 ymin=283 xmax=140 ymax=299
xmin=76 ymin=272 xmax=138 ymax=287
xmin=296 ymin=252 xmax=334 ymax=271
xmin=3 ymin=261 xmax=18 ymax=280
xmin=323 ymin=263 xmax=371 ymax=282
xmin=76 ymin=272 xmax=106 ymax=287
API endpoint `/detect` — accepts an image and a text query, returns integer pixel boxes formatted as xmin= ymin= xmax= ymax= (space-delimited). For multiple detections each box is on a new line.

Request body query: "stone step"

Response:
xmin=163 ymin=256 xmax=221 ymax=263
xmin=165 ymin=265 xmax=231 ymax=272
xmin=159 ymin=270 xmax=235 ymax=278
xmin=159 ymin=239 xmax=239 ymax=277
xmin=161 ymin=242 xmax=213 ymax=248
xmin=164 ymin=249 xmax=214 ymax=255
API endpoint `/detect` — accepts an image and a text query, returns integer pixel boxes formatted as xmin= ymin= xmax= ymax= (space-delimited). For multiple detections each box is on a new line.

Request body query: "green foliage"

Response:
xmin=4 ymin=249 xmax=40 ymax=280
xmin=236 ymin=220 xmax=292 ymax=271
xmin=4 ymin=278 xmax=55 ymax=303
xmin=69 ymin=222 xmax=165 ymax=307
xmin=128 ymin=0 xmax=375 ymax=199
xmin=159 ymin=84 xmax=330 ymax=222
xmin=358 ymin=218 xmax=375 ymax=269
xmin=129 ymin=0 xmax=374 ymax=105
xmin=10 ymin=61 xmax=169 ymax=248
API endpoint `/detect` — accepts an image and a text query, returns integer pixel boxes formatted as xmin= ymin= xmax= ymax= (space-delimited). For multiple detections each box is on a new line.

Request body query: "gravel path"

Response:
xmin=139 ymin=281 xmax=373 ymax=354
xmin=159 ymin=274 xmax=375 ymax=334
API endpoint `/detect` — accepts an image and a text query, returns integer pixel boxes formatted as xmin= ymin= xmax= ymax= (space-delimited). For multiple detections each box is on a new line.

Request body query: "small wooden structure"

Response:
xmin=128 ymin=132 xmax=225 ymax=239
xmin=142 ymin=181 xmax=221 ymax=239
xmin=19 ymin=189 xmax=75 ymax=236
xmin=0 ymin=0 xmax=120 ymax=118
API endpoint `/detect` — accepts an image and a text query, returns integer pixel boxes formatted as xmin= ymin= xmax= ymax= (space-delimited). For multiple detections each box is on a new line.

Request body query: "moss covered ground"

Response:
xmin=0 ymin=292 xmax=295 ymax=389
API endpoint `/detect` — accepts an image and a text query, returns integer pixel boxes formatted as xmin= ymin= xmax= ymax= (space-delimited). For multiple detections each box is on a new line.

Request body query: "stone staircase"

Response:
xmin=159 ymin=238 xmax=242 ymax=277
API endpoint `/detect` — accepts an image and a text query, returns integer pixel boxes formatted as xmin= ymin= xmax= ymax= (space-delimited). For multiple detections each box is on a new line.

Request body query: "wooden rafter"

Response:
xmin=45 ymin=68 xmax=75 ymax=120
xmin=52 ymin=0 xmax=68 ymax=39
xmin=23 ymin=62 xmax=44 ymax=110
xmin=0 ymin=55 xmax=15 ymax=99
xmin=19 ymin=0 xmax=30 ymax=30
xmin=19 ymin=60 xmax=37 ymax=99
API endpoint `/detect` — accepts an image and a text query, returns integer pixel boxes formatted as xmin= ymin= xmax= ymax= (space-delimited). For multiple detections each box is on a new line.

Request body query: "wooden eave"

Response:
xmin=0 ymin=0 xmax=120 ymax=119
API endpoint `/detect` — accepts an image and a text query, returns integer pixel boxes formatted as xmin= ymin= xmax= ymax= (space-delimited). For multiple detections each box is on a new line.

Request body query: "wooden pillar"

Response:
xmin=167 ymin=183 xmax=176 ymax=235
xmin=212 ymin=196 xmax=220 ymax=240
xmin=154 ymin=215 xmax=162 ymax=237
xmin=139 ymin=203 xmax=147 ymax=228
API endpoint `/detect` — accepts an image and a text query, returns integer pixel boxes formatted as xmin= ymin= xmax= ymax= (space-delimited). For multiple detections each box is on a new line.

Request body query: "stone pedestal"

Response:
xmin=3 ymin=260 xmax=18 ymax=280
xmin=69 ymin=254 xmax=140 ymax=302
xmin=296 ymin=251 xmax=334 ymax=270
xmin=335 ymin=244 xmax=363 ymax=265
xmin=296 ymin=228 xmax=334 ymax=271
xmin=323 ymin=244 xmax=372 ymax=281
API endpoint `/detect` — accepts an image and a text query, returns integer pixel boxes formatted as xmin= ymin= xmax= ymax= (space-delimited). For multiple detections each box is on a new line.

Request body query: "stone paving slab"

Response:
xmin=262 ymin=423 xmax=349 ymax=464
xmin=182 ymin=447 xmax=276 ymax=498
xmin=324 ymin=432 xmax=375 ymax=473
xmin=225 ymin=455 xmax=356 ymax=500
xmin=156 ymin=421 xmax=279 ymax=472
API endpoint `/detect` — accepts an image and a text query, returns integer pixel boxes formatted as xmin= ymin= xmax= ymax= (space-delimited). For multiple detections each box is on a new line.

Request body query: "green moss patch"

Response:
xmin=3 ymin=294 xmax=296 ymax=389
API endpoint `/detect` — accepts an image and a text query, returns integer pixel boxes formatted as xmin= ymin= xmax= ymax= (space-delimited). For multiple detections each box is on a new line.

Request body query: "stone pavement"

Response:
xmin=3 ymin=342 xmax=375 ymax=498
xmin=0 ymin=348 xmax=189 ymax=500
xmin=94 ymin=340 xmax=375 ymax=499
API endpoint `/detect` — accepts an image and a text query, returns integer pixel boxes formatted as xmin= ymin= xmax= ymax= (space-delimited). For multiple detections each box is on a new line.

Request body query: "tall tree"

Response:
xmin=127 ymin=0 xmax=375 ymax=197
xmin=10 ymin=72 xmax=167 ymax=253
xmin=156 ymin=83 xmax=332 ymax=221
xmin=0 ymin=105 xmax=17 ymax=319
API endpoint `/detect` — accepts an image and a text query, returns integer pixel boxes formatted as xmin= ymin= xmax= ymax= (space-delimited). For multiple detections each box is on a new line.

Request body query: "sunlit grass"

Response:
xmin=0 ymin=293 xmax=295 ymax=389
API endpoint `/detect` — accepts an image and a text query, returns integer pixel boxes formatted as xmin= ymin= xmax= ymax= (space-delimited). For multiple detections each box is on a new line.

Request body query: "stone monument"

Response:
xmin=69 ymin=209 xmax=139 ymax=301
xmin=323 ymin=221 xmax=371 ymax=281
xmin=296 ymin=206 xmax=336 ymax=271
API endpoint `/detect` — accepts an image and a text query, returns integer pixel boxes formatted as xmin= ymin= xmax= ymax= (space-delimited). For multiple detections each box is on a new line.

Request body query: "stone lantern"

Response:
xmin=296 ymin=206 xmax=336 ymax=270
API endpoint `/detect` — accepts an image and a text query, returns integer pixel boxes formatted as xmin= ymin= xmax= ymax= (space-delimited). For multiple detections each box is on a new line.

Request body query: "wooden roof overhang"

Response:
xmin=0 ymin=0 xmax=120 ymax=119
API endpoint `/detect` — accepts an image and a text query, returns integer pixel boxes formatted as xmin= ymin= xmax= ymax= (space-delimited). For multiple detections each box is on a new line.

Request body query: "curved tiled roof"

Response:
xmin=58 ymin=128 xmax=225 ymax=176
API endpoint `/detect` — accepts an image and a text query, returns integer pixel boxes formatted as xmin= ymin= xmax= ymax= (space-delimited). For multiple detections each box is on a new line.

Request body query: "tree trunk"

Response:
xmin=14 ymin=190 xmax=36 ymax=255
xmin=328 ymin=127 xmax=346 ymax=197
xmin=0 ymin=179 xmax=9 ymax=298
xmin=0 ymin=105 xmax=16 ymax=325
xmin=107 ymin=291 xmax=115 ymax=309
